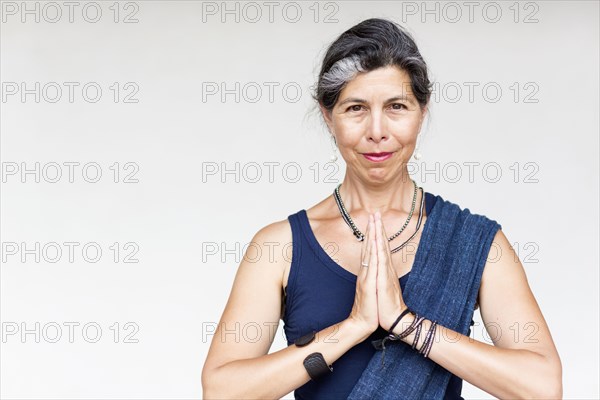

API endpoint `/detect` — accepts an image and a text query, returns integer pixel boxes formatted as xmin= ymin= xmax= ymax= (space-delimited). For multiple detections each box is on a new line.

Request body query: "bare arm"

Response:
xmin=201 ymin=220 xmax=371 ymax=399
xmin=393 ymin=229 xmax=563 ymax=399
xmin=204 ymin=318 xmax=368 ymax=399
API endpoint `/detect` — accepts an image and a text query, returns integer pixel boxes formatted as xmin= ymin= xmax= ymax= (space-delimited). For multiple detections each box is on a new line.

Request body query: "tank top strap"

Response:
xmin=284 ymin=211 xmax=306 ymax=305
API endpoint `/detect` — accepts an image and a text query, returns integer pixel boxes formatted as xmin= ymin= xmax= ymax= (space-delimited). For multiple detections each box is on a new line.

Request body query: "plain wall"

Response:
xmin=1 ymin=1 xmax=598 ymax=398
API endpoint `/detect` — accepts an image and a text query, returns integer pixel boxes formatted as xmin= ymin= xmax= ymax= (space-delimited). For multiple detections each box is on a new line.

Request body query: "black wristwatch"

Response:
xmin=303 ymin=352 xmax=333 ymax=381
xmin=294 ymin=331 xmax=333 ymax=380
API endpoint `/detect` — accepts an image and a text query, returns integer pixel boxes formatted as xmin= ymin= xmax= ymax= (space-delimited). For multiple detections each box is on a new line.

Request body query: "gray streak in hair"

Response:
xmin=309 ymin=18 xmax=433 ymax=132
xmin=319 ymin=54 xmax=365 ymax=97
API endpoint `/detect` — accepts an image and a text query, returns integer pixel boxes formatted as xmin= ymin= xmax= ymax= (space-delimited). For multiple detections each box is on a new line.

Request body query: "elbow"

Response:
xmin=202 ymin=382 xmax=215 ymax=399
xmin=530 ymin=355 xmax=563 ymax=399
xmin=545 ymin=354 xmax=563 ymax=399
xmin=202 ymin=383 xmax=239 ymax=400
xmin=202 ymin=364 xmax=238 ymax=400
xmin=201 ymin=366 xmax=222 ymax=399
xmin=546 ymin=363 xmax=563 ymax=399
xmin=201 ymin=368 xmax=212 ymax=399
xmin=535 ymin=379 xmax=562 ymax=400
xmin=551 ymin=382 xmax=563 ymax=400
xmin=202 ymin=377 xmax=223 ymax=399
xmin=522 ymin=376 xmax=562 ymax=399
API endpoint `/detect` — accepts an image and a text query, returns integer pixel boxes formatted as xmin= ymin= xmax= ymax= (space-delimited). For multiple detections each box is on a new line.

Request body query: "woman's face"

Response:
xmin=321 ymin=65 xmax=427 ymax=183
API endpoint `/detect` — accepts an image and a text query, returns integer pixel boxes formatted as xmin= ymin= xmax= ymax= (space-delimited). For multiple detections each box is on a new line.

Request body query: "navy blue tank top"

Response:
xmin=283 ymin=192 xmax=467 ymax=399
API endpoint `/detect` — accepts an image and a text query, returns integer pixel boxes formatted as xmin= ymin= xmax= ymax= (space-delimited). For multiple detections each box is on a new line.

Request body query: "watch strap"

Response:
xmin=294 ymin=330 xmax=316 ymax=347
xmin=303 ymin=352 xmax=333 ymax=381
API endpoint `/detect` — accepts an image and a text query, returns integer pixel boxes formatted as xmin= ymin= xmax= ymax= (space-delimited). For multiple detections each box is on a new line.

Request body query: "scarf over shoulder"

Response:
xmin=348 ymin=193 xmax=502 ymax=399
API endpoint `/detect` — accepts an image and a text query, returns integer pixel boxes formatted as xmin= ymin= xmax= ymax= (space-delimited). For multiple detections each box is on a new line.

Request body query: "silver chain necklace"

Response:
xmin=333 ymin=180 xmax=426 ymax=254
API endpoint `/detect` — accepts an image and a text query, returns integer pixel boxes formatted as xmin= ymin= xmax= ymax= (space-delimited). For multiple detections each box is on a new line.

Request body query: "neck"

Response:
xmin=338 ymin=171 xmax=416 ymax=215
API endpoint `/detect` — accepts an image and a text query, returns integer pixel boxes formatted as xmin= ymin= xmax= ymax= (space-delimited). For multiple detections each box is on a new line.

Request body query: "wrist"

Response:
xmin=386 ymin=310 xmax=439 ymax=359
xmin=390 ymin=311 xmax=431 ymax=349
xmin=344 ymin=318 xmax=374 ymax=343
xmin=384 ymin=305 xmax=410 ymax=332
xmin=390 ymin=311 xmax=416 ymax=344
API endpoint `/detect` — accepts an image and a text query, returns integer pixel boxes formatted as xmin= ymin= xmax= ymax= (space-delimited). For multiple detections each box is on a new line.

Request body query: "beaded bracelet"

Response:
xmin=418 ymin=320 xmax=438 ymax=358
xmin=393 ymin=312 xmax=425 ymax=340
xmin=394 ymin=311 xmax=439 ymax=359
xmin=426 ymin=321 xmax=439 ymax=358
xmin=371 ymin=308 xmax=439 ymax=368
xmin=387 ymin=308 xmax=412 ymax=341
xmin=372 ymin=308 xmax=416 ymax=368
xmin=411 ymin=319 xmax=423 ymax=350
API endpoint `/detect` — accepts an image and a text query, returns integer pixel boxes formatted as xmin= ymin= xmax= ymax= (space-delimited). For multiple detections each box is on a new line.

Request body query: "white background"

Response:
xmin=1 ymin=1 xmax=598 ymax=399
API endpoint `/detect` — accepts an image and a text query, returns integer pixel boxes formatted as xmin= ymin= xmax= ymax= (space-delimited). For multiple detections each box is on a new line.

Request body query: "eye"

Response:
xmin=346 ymin=104 xmax=365 ymax=112
xmin=390 ymin=103 xmax=406 ymax=110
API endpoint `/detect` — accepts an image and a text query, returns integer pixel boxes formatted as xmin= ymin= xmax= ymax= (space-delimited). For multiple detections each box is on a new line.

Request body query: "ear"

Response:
xmin=319 ymin=103 xmax=334 ymax=133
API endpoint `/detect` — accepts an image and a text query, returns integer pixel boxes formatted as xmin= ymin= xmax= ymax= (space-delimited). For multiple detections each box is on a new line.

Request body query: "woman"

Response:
xmin=201 ymin=18 xmax=562 ymax=399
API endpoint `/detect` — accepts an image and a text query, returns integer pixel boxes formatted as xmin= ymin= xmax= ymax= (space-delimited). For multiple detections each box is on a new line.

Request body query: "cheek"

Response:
xmin=335 ymin=116 xmax=421 ymax=145
xmin=335 ymin=126 xmax=363 ymax=146
xmin=393 ymin=120 xmax=420 ymax=141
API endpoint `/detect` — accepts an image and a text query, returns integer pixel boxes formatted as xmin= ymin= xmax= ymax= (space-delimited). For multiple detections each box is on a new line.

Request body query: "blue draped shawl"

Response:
xmin=348 ymin=193 xmax=502 ymax=399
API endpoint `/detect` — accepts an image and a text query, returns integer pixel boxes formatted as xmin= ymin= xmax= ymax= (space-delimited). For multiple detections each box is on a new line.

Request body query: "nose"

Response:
xmin=367 ymin=110 xmax=388 ymax=142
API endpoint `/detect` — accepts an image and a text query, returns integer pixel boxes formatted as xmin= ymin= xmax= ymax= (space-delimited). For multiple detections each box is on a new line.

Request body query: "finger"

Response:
xmin=359 ymin=215 xmax=373 ymax=279
xmin=380 ymin=215 xmax=393 ymax=256
xmin=375 ymin=211 xmax=388 ymax=281
xmin=360 ymin=214 xmax=371 ymax=267
xmin=359 ymin=220 xmax=372 ymax=280
xmin=380 ymin=217 xmax=396 ymax=275
xmin=366 ymin=215 xmax=378 ymax=283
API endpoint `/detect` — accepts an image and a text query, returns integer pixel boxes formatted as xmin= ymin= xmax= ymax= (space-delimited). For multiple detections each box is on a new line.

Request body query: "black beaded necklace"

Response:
xmin=333 ymin=180 xmax=426 ymax=254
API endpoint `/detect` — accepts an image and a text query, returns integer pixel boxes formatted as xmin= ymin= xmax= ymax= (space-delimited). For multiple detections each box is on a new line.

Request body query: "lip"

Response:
xmin=362 ymin=152 xmax=394 ymax=162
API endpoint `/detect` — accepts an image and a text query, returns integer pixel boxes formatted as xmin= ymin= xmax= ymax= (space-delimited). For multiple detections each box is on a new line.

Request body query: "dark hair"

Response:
xmin=312 ymin=18 xmax=433 ymax=114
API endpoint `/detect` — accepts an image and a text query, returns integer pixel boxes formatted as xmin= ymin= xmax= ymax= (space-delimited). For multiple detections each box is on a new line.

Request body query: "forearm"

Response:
xmin=392 ymin=313 xmax=562 ymax=399
xmin=203 ymin=318 xmax=369 ymax=399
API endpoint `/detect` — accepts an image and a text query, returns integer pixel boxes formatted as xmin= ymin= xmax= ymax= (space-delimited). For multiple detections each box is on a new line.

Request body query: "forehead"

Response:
xmin=341 ymin=65 xmax=415 ymax=99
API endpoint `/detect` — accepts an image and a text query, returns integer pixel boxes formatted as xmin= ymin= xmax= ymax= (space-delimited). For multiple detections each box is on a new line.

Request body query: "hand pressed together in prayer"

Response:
xmin=373 ymin=211 xmax=410 ymax=332
xmin=348 ymin=211 xmax=409 ymax=336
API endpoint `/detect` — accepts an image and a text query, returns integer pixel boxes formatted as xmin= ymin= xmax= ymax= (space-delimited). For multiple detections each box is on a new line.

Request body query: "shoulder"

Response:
xmin=250 ymin=216 xmax=294 ymax=261
xmin=433 ymin=196 xmax=509 ymax=313
xmin=430 ymin=193 xmax=503 ymax=310
xmin=253 ymin=216 xmax=293 ymax=241
xmin=249 ymin=196 xmax=330 ymax=266
xmin=431 ymin=192 xmax=502 ymax=232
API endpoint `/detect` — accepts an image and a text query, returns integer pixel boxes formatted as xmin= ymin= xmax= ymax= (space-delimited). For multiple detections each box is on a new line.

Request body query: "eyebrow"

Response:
xmin=338 ymin=95 xmax=416 ymax=107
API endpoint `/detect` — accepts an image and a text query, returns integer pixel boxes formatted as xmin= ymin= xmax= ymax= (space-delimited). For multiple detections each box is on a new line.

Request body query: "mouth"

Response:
xmin=362 ymin=152 xmax=394 ymax=162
